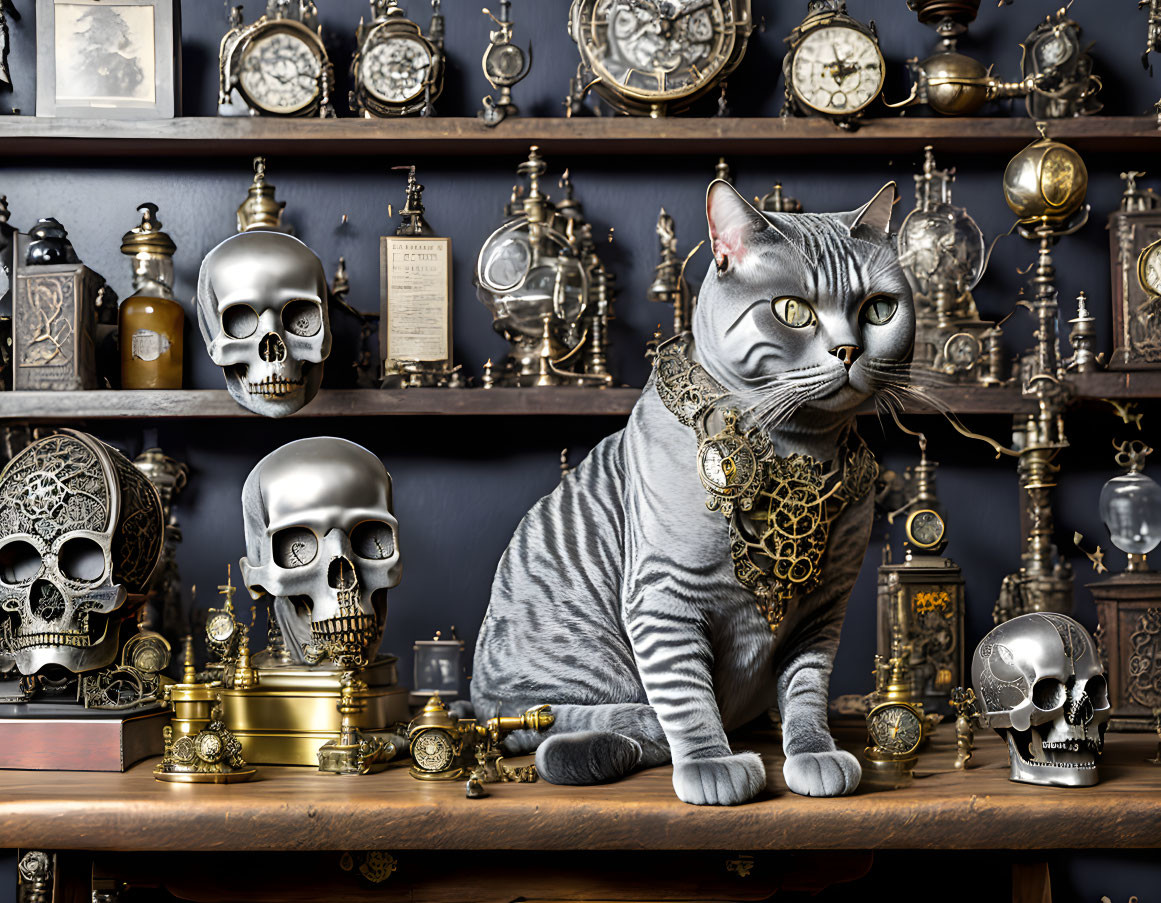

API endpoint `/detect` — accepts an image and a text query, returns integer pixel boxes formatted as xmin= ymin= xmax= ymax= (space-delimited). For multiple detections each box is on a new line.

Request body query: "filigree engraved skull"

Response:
xmin=196 ymin=231 xmax=332 ymax=418
xmin=239 ymin=438 xmax=400 ymax=669
xmin=0 ymin=431 xmax=163 ymax=676
xmin=972 ymin=613 xmax=1111 ymax=787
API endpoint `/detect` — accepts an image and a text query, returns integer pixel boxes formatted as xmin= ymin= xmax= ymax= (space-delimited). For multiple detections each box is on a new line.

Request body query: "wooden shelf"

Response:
xmin=0 ymin=116 xmax=1157 ymax=158
xmin=1 ymin=726 xmax=1158 ymax=853
xmin=0 ymin=387 xmax=646 ymax=420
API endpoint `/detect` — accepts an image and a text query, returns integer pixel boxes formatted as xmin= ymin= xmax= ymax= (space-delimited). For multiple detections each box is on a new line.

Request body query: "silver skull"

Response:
xmin=0 ymin=431 xmax=163 ymax=676
xmin=196 ymin=231 xmax=332 ymax=418
xmin=239 ymin=438 xmax=400 ymax=669
xmin=972 ymin=612 xmax=1111 ymax=787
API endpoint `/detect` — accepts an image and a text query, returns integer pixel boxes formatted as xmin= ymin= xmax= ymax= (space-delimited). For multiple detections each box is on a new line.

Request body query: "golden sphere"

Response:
xmin=920 ymin=51 xmax=990 ymax=116
xmin=1002 ymin=138 xmax=1088 ymax=224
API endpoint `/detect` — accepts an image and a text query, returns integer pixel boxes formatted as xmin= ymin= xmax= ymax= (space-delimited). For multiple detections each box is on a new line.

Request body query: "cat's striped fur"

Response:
xmin=471 ymin=180 xmax=914 ymax=805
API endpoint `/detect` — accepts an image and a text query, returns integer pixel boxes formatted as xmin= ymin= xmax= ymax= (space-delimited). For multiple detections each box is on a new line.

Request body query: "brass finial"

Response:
xmin=391 ymin=164 xmax=433 ymax=236
xmin=120 ymin=202 xmax=177 ymax=259
xmin=181 ymin=634 xmax=197 ymax=685
xmin=235 ymin=622 xmax=259 ymax=690
xmin=218 ymin=564 xmax=236 ymax=613
xmin=237 ymin=156 xmax=288 ymax=233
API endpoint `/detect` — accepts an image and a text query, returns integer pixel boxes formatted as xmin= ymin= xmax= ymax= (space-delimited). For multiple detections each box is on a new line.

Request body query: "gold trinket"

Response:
xmin=949 ymin=686 xmax=978 ymax=770
xmin=317 ymin=672 xmax=396 ymax=775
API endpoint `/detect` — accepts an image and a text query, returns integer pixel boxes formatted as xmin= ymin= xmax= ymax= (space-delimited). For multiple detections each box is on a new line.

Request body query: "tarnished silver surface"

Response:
xmin=196 ymin=231 xmax=332 ymax=418
xmin=239 ymin=438 xmax=400 ymax=669
xmin=0 ymin=430 xmax=163 ymax=676
xmin=972 ymin=612 xmax=1111 ymax=787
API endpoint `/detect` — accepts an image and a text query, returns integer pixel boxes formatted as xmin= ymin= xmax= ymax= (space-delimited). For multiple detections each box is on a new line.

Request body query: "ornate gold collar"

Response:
xmin=655 ymin=335 xmax=878 ymax=634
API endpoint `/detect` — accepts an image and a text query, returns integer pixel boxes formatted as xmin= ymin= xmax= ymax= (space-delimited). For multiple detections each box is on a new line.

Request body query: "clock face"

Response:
xmin=240 ymin=30 xmax=321 ymax=114
xmin=580 ymin=0 xmax=733 ymax=100
xmin=1140 ymin=242 xmax=1161 ymax=296
xmin=942 ymin=332 xmax=981 ymax=372
xmin=868 ymin=704 xmax=923 ymax=756
xmin=207 ymin=613 xmax=236 ymax=644
xmin=907 ymin=508 xmax=946 ymax=549
xmin=1034 ymin=32 xmax=1073 ymax=70
xmin=363 ymin=36 xmax=432 ymax=103
xmin=790 ymin=24 xmax=885 ymax=115
xmin=411 ymin=730 xmax=456 ymax=773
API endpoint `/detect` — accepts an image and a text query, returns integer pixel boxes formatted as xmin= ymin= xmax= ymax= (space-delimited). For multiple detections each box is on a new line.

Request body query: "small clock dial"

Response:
xmin=790 ymin=24 xmax=884 ymax=115
xmin=907 ymin=508 xmax=946 ymax=549
xmin=943 ymin=332 xmax=981 ymax=372
xmin=868 ymin=704 xmax=923 ymax=756
xmin=1140 ymin=242 xmax=1161 ymax=296
xmin=363 ymin=37 xmax=431 ymax=103
xmin=240 ymin=30 xmax=321 ymax=114
xmin=207 ymin=613 xmax=236 ymax=643
xmin=585 ymin=0 xmax=730 ymax=99
xmin=412 ymin=730 xmax=456 ymax=772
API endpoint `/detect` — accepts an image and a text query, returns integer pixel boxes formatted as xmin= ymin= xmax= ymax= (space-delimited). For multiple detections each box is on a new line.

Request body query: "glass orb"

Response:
xmin=898 ymin=203 xmax=986 ymax=296
xmin=1099 ymin=471 xmax=1161 ymax=555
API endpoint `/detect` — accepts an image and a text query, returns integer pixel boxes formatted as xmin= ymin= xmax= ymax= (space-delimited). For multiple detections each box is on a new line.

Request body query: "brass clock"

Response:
xmin=350 ymin=0 xmax=445 ymax=117
xmin=905 ymin=507 xmax=948 ymax=554
xmin=568 ymin=0 xmax=752 ymax=117
xmin=218 ymin=2 xmax=335 ymax=119
xmin=781 ymin=0 xmax=885 ymax=129
xmin=866 ymin=701 xmax=924 ymax=757
xmin=1138 ymin=237 xmax=1161 ymax=298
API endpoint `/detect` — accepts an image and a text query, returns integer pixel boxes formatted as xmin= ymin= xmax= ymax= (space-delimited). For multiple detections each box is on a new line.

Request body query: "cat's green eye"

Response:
xmin=771 ymin=297 xmax=816 ymax=329
xmin=862 ymin=295 xmax=898 ymax=326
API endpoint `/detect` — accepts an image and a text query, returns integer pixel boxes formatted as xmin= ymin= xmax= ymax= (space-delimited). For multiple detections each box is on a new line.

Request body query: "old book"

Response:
xmin=0 ymin=705 xmax=169 ymax=772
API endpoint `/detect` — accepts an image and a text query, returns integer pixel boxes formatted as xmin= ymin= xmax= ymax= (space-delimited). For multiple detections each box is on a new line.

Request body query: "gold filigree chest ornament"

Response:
xmin=656 ymin=335 xmax=877 ymax=633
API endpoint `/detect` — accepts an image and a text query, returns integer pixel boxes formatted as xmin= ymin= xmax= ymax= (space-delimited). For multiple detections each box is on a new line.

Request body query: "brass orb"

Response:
xmin=1002 ymin=137 xmax=1088 ymax=224
xmin=919 ymin=51 xmax=990 ymax=116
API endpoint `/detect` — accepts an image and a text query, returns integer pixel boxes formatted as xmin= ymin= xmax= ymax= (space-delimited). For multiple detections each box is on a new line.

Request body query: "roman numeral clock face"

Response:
xmin=790 ymin=24 xmax=884 ymax=116
xmin=240 ymin=30 xmax=321 ymax=114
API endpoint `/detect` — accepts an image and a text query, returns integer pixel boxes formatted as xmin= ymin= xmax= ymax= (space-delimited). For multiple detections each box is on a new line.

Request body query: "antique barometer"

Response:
xmin=781 ymin=0 xmax=885 ymax=129
xmin=350 ymin=0 xmax=445 ymax=117
xmin=568 ymin=0 xmax=751 ymax=117
xmin=219 ymin=1 xmax=335 ymax=118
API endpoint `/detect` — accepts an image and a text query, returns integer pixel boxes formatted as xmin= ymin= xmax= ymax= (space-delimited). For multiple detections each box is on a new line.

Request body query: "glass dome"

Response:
xmin=1099 ymin=470 xmax=1161 ymax=555
xmin=898 ymin=202 xmax=986 ymax=298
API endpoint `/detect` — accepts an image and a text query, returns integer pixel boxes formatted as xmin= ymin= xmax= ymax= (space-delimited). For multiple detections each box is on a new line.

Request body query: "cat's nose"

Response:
xmin=830 ymin=345 xmax=862 ymax=369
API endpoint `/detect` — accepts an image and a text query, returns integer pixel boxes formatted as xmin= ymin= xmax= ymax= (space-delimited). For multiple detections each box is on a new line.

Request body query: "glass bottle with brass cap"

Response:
xmin=119 ymin=203 xmax=182 ymax=389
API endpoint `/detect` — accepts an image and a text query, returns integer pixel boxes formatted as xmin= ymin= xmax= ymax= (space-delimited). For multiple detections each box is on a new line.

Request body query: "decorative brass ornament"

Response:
xmin=1109 ymin=172 xmax=1161 ymax=370
xmin=949 ymin=685 xmax=978 ymax=769
xmin=656 ymin=335 xmax=877 ymax=635
xmin=218 ymin=1 xmax=335 ymax=119
xmin=155 ymin=636 xmax=256 ymax=784
xmin=350 ymin=0 xmax=445 ymax=118
xmin=648 ymin=208 xmax=697 ymax=339
xmin=406 ymin=692 xmax=553 ymax=794
xmin=1003 ymin=135 xmax=1089 ymax=228
xmin=478 ymin=0 xmax=531 ymax=127
xmin=567 ymin=0 xmax=751 ymax=117
xmin=237 ymin=157 xmax=290 ymax=234
xmin=317 ymin=672 xmax=396 ymax=774
xmin=1020 ymin=8 xmax=1101 ymax=120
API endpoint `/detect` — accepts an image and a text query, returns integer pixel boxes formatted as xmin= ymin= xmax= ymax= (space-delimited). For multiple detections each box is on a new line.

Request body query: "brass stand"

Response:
xmin=317 ymin=672 xmax=396 ymax=775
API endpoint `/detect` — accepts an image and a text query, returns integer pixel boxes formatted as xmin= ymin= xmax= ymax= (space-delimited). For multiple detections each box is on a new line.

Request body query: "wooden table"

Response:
xmin=3 ymin=726 xmax=1159 ymax=902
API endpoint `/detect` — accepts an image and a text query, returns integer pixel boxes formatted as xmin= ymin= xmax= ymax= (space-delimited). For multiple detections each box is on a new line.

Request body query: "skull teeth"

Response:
xmin=310 ymin=613 xmax=378 ymax=657
xmin=246 ymin=376 xmax=305 ymax=398
xmin=14 ymin=631 xmax=92 ymax=649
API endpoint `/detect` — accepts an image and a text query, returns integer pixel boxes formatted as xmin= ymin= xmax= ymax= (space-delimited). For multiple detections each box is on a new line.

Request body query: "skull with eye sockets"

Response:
xmin=239 ymin=438 xmax=400 ymax=669
xmin=0 ymin=431 xmax=163 ymax=677
xmin=196 ymin=231 xmax=332 ymax=418
xmin=972 ymin=612 xmax=1111 ymax=787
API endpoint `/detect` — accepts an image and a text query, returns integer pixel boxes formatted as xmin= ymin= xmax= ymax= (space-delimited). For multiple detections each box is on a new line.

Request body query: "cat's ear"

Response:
xmin=846 ymin=182 xmax=898 ymax=237
xmin=706 ymin=179 xmax=768 ymax=272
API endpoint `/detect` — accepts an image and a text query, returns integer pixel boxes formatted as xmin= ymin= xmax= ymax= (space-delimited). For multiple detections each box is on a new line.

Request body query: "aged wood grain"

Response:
xmin=0 ymin=117 xmax=1157 ymax=159
xmin=1 ymin=727 xmax=1159 ymax=853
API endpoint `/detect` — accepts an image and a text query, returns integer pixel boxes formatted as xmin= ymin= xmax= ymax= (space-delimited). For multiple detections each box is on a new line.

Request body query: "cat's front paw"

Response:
xmin=783 ymin=750 xmax=861 ymax=797
xmin=672 ymin=751 xmax=765 ymax=806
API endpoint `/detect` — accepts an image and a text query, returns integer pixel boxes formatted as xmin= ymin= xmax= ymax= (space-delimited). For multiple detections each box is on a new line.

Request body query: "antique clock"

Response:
xmin=781 ymin=1 xmax=885 ymax=129
xmin=568 ymin=0 xmax=751 ymax=117
xmin=350 ymin=0 xmax=445 ymax=117
xmin=219 ymin=1 xmax=335 ymax=118
xmin=864 ymin=601 xmax=929 ymax=785
xmin=1109 ymin=171 xmax=1161 ymax=369
xmin=1020 ymin=7 xmax=1101 ymax=119
xmin=878 ymin=447 xmax=965 ymax=715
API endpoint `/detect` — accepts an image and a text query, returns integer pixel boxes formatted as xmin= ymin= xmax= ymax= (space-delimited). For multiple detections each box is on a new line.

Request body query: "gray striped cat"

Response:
xmin=471 ymin=178 xmax=914 ymax=805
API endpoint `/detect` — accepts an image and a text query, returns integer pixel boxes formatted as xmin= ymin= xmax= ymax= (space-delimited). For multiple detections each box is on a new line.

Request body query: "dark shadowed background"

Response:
xmin=2 ymin=1 xmax=1160 ymax=900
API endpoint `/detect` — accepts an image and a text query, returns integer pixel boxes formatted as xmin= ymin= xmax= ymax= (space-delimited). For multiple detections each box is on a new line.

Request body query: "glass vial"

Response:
xmin=119 ymin=203 xmax=183 ymax=389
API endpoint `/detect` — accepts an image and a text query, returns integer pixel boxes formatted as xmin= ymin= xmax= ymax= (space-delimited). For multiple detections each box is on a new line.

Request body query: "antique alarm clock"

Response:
xmin=1109 ymin=172 xmax=1161 ymax=369
xmin=218 ymin=1 xmax=335 ymax=118
xmin=1020 ymin=7 xmax=1101 ymax=119
xmin=864 ymin=600 xmax=929 ymax=786
xmin=877 ymin=444 xmax=965 ymax=716
xmin=567 ymin=0 xmax=752 ymax=117
xmin=781 ymin=0 xmax=885 ymax=129
xmin=350 ymin=0 xmax=445 ymax=117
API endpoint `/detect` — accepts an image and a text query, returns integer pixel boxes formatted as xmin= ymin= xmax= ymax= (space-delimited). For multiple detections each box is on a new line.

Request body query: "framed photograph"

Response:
xmin=380 ymin=236 xmax=454 ymax=372
xmin=36 ymin=0 xmax=180 ymax=118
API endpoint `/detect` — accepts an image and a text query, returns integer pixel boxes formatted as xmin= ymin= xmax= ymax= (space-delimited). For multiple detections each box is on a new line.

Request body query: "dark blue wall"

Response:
xmin=1 ymin=1 xmax=1160 ymax=900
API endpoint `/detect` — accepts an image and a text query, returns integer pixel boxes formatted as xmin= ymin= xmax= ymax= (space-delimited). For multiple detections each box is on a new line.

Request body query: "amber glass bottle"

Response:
xmin=119 ymin=203 xmax=183 ymax=389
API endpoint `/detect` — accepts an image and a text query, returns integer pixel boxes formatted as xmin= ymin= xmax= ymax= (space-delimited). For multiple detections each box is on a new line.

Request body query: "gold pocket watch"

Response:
xmin=781 ymin=0 xmax=885 ymax=129
xmin=350 ymin=0 xmax=445 ymax=117
xmin=866 ymin=701 xmax=924 ymax=758
xmin=568 ymin=0 xmax=752 ymax=117
xmin=218 ymin=1 xmax=335 ymax=118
